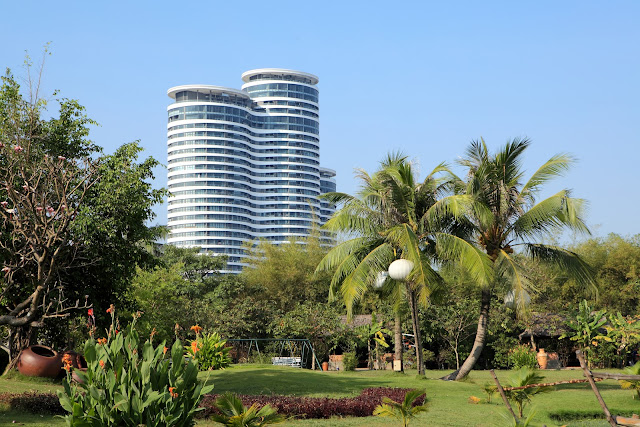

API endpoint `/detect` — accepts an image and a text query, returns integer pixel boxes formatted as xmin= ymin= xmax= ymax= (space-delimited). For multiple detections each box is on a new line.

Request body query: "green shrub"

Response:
xmin=210 ymin=392 xmax=285 ymax=426
xmin=186 ymin=330 xmax=231 ymax=371
xmin=508 ymin=345 xmax=538 ymax=369
xmin=57 ymin=307 xmax=213 ymax=426
xmin=342 ymin=352 xmax=357 ymax=371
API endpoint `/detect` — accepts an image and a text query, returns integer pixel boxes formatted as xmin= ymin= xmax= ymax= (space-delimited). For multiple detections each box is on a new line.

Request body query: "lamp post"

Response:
xmin=387 ymin=259 xmax=414 ymax=372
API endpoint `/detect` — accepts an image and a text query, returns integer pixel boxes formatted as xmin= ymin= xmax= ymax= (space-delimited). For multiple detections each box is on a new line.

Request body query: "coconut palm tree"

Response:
xmin=442 ymin=138 xmax=594 ymax=380
xmin=316 ymin=153 xmax=490 ymax=375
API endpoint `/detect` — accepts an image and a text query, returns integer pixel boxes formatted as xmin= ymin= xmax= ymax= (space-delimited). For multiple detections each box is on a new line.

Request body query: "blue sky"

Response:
xmin=1 ymin=1 xmax=638 ymax=239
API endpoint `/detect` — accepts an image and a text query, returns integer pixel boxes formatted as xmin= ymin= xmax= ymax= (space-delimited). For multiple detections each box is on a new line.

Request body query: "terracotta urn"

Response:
xmin=322 ymin=361 xmax=329 ymax=371
xmin=537 ymin=348 xmax=548 ymax=369
xmin=17 ymin=345 xmax=63 ymax=378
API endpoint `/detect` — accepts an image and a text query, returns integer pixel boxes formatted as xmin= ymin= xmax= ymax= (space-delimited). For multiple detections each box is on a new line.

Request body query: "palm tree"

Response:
xmin=442 ymin=138 xmax=594 ymax=380
xmin=317 ymin=154 xmax=489 ymax=375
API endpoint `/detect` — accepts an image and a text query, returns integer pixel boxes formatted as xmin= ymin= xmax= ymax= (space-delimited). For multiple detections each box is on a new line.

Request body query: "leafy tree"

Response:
xmin=269 ymin=301 xmax=347 ymax=362
xmin=443 ymin=138 xmax=594 ymax=380
xmin=0 ymin=64 xmax=167 ymax=360
xmin=572 ymin=234 xmax=640 ymax=315
xmin=373 ymin=388 xmax=428 ymax=427
xmin=0 ymin=68 xmax=99 ymax=359
xmin=241 ymin=234 xmax=331 ymax=312
xmin=317 ymin=153 xmax=489 ymax=375
xmin=68 ymin=142 xmax=167 ymax=326
xmin=129 ymin=246 xmax=226 ymax=343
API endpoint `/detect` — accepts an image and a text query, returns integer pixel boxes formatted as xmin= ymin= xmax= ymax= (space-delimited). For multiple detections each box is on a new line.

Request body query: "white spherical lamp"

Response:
xmin=504 ymin=289 xmax=531 ymax=309
xmin=374 ymin=271 xmax=389 ymax=288
xmin=388 ymin=259 xmax=414 ymax=281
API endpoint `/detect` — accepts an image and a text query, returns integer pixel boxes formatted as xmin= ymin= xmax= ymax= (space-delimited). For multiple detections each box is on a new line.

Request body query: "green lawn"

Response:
xmin=1 ymin=365 xmax=637 ymax=426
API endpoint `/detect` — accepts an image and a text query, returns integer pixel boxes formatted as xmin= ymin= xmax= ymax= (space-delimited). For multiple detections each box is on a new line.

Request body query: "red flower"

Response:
xmin=99 ymin=360 xmax=105 ymax=369
xmin=87 ymin=308 xmax=94 ymax=316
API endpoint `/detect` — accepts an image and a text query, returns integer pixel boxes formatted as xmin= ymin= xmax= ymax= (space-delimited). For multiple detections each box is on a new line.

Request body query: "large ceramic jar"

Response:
xmin=17 ymin=345 xmax=63 ymax=378
xmin=537 ymin=348 xmax=548 ymax=370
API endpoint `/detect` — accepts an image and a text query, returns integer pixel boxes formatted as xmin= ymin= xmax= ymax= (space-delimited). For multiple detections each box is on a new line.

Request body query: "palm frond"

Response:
xmin=523 ymin=243 xmax=596 ymax=292
xmin=521 ymin=153 xmax=575 ymax=200
xmin=434 ymin=232 xmax=493 ymax=288
xmin=495 ymin=250 xmax=532 ymax=316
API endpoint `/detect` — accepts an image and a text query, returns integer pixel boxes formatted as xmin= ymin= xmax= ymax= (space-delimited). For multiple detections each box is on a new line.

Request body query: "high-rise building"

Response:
xmin=166 ymin=69 xmax=336 ymax=272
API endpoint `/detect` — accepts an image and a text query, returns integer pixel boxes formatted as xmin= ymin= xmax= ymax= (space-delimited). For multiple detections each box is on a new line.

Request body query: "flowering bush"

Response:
xmin=57 ymin=307 xmax=213 ymax=426
xmin=508 ymin=344 xmax=538 ymax=370
xmin=185 ymin=327 xmax=231 ymax=371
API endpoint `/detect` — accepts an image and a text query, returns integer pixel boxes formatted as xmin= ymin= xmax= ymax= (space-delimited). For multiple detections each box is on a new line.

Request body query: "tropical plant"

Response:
xmin=57 ymin=306 xmax=213 ymax=426
xmin=373 ymin=388 xmax=428 ymax=427
xmin=618 ymin=362 xmax=640 ymax=400
xmin=504 ymin=368 xmax=550 ymax=418
xmin=508 ymin=345 xmax=538 ymax=370
xmin=210 ymin=392 xmax=285 ymax=426
xmin=342 ymin=351 xmax=358 ymax=371
xmin=317 ymin=153 xmax=490 ymax=375
xmin=603 ymin=312 xmax=640 ymax=367
xmin=185 ymin=329 xmax=231 ymax=371
xmin=561 ymin=299 xmax=607 ymax=368
xmin=443 ymin=138 xmax=594 ymax=380
xmin=355 ymin=313 xmax=391 ymax=369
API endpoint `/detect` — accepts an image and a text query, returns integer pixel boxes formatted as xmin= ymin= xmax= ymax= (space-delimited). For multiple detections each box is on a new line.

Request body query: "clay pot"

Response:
xmin=17 ymin=345 xmax=62 ymax=378
xmin=322 ymin=362 xmax=329 ymax=371
xmin=72 ymin=368 xmax=87 ymax=384
xmin=61 ymin=351 xmax=87 ymax=369
xmin=537 ymin=348 xmax=548 ymax=369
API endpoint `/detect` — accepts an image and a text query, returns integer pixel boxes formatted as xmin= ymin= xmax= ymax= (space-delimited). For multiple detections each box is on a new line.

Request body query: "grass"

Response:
xmin=1 ymin=365 xmax=638 ymax=426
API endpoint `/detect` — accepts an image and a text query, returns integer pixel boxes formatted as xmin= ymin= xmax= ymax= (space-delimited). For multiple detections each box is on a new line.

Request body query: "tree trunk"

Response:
xmin=394 ymin=310 xmax=403 ymax=372
xmin=442 ymin=288 xmax=491 ymax=380
xmin=406 ymin=285 xmax=425 ymax=376
xmin=367 ymin=339 xmax=372 ymax=370
xmin=6 ymin=325 xmax=36 ymax=372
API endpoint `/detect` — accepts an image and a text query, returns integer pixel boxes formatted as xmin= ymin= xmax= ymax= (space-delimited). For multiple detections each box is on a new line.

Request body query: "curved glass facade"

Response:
xmin=167 ymin=70 xmax=336 ymax=272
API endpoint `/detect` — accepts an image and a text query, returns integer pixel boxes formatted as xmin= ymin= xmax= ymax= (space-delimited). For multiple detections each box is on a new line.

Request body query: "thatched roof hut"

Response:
xmin=519 ymin=313 xmax=569 ymax=339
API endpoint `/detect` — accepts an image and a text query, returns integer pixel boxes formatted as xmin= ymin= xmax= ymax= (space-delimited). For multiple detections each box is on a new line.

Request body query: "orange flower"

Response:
xmin=163 ymin=346 xmax=168 ymax=355
xmin=191 ymin=340 xmax=200 ymax=354
xmin=62 ymin=354 xmax=74 ymax=372
xmin=169 ymin=386 xmax=178 ymax=399
xmin=97 ymin=338 xmax=107 ymax=345
xmin=150 ymin=327 xmax=157 ymax=339
xmin=99 ymin=360 xmax=105 ymax=369
xmin=190 ymin=325 xmax=203 ymax=335
xmin=106 ymin=304 xmax=115 ymax=314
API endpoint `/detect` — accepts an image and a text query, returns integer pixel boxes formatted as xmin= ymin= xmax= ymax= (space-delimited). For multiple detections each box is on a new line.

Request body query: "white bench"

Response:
xmin=272 ymin=356 xmax=302 ymax=367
